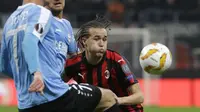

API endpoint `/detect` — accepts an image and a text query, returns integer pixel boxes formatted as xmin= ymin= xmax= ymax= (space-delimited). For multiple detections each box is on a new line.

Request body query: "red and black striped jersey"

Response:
xmin=64 ymin=49 xmax=143 ymax=112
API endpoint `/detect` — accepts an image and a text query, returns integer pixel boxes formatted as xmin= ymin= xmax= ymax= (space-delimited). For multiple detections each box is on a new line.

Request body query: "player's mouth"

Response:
xmin=54 ymin=2 xmax=62 ymax=7
xmin=99 ymin=49 xmax=105 ymax=53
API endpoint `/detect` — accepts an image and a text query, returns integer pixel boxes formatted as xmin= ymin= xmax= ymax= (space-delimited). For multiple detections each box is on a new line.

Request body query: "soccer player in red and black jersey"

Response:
xmin=63 ymin=15 xmax=144 ymax=112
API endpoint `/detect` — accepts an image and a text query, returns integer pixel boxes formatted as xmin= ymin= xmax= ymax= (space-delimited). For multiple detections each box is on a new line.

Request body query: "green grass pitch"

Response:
xmin=0 ymin=106 xmax=199 ymax=112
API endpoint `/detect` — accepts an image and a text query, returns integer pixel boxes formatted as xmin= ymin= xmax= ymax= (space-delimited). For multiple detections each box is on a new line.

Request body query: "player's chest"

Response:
xmin=53 ymin=22 xmax=71 ymax=42
xmin=52 ymin=22 xmax=71 ymax=55
xmin=78 ymin=65 xmax=118 ymax=87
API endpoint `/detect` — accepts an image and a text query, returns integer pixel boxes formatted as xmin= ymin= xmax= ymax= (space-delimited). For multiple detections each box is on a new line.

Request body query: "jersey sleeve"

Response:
xmin=65 ymin=21 xmax=78 ymax=54
xmin=22 ymin=6 xmax=52 ymax=74
xmin=0 ymin=32 xmax=13 ymax=78
xmin=26 ymin=6 xmax=52 ymax=42
xmin=116 ymin=55 xmax=138 ymax=87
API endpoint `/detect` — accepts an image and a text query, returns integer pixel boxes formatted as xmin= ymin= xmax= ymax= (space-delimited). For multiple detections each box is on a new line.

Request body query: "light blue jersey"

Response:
xmin=52 ymin=17 xmax=77 ymax=74
xmin=0 ymin=3 xmax=69 ymax=109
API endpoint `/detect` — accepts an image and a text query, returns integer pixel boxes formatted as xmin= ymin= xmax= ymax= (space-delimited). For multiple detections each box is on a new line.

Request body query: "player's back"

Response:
xmin=1 ymin=3 xmax=69 ymax=109
xmin=2 ymin=4 xmax=38 ymax=109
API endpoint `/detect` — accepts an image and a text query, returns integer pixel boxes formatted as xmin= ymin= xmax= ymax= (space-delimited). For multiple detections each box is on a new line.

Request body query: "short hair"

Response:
xmin=76 ymin=14 xmax=111 ymax=51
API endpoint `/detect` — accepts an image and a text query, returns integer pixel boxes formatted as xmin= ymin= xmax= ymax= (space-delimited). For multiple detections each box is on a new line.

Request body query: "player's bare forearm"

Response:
xmin=117 ymin=83 xmax=144 ymax=105
xmin=117 ymin=92 xmax=144 ymax=105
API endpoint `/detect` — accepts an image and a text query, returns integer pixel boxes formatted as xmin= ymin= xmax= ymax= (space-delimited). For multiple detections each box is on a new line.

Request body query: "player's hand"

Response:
xmin=29 ymin=72 xmax=44 ymax=95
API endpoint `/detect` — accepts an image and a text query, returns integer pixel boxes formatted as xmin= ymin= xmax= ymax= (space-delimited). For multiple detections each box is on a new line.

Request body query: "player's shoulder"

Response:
xmin=106 ymin=49 xmax=123 ymax=61
xmin=35 ymin=5 xmax=51 ymax=16
xmin=28 ymin=5 xmax=53 ymax=25
xmin=23 ymin=4 xmax=52 ymax=18
xmin=62 ymin=19 xmax=70 ymax=24
xmin=36 ymin=5 xmax=50 ymax=12
xmin=106 ymin=49 xmax=129 ymax=65
xmin=66 ymin=53 xmax=83 ymax=67
xmin=62 ymin=19 xmax=72 ymax=27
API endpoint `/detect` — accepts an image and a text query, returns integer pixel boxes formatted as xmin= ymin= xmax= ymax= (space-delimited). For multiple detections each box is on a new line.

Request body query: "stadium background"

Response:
xmin=0 ymin=0 xmax=200 ymax=111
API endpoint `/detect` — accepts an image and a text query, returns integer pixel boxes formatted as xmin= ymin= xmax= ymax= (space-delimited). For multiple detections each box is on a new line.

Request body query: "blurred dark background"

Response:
xmin=1 ymin=0 xmax=200 ymax=78
xmin=1 ymin=0 xmax=200 ymax=27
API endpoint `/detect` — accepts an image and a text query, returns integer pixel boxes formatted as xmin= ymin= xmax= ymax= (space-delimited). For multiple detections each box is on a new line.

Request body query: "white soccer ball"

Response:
xmin=139 ymin=43 xmax=172 ymax=75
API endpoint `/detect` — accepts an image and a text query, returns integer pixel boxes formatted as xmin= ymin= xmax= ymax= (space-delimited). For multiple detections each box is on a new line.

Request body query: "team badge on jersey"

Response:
xmin=34 ymin=23 xmax=44 ymax=34
xmin=33 ymin=23 xmax=45 ymax=39
xmin=104 ymin=70 xmax=110 ymax=79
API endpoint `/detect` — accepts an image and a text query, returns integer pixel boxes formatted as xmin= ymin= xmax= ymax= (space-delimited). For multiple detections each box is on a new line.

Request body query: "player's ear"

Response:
xmin=82 ymin=36 xmax=87 ymax=47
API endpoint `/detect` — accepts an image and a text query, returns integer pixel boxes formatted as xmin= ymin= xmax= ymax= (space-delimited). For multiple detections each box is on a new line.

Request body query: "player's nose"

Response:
xmin=99 ymin=40 xmax=104 ymax=47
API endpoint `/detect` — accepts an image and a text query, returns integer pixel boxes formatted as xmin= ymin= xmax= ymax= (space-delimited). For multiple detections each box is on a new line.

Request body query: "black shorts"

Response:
xmin=18 ymin=84 xmax=102 ymax=112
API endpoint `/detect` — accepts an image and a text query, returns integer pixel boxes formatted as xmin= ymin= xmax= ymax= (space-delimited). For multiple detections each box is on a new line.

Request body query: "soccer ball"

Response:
xmin=139 ymin=43 xmax=172 ymax=75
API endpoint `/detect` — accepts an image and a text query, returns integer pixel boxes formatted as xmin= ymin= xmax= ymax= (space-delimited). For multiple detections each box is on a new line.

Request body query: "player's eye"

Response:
xmin=93 ymin=36 xmax=100 ymax=41
xmin=93 ymin=38 xmax=99 ymax=41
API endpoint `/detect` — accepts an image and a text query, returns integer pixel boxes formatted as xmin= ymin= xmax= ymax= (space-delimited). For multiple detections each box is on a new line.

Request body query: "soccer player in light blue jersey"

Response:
xmin=0 ymin=0 xmax=70 ymax=110
xmin=0 ymin=0 xmax=122 ymax=112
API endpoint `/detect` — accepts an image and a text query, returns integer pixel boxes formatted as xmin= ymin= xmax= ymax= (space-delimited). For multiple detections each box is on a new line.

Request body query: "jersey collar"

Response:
xmin=54 ymin=17 xmax=64 ymax=22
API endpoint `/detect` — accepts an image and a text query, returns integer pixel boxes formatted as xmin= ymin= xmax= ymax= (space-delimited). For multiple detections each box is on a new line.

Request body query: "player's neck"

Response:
xmin=85 ymin=51 xmax=103 ymax=65
xmin=53 ymin=11 xmax=63 ymax=19
xmin=23 ymin=0 xmax=43 ymax=6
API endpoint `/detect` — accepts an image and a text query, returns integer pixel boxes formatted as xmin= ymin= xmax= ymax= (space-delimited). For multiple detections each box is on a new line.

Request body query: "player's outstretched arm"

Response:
xmin=116 ymin=55 xmax=144 ymax=105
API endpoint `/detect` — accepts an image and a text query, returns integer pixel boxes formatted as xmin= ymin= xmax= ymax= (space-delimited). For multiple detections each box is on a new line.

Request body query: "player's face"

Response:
xmin=46 ymin=0 xmax=65 ymax=12
xmin=84 ymin=28 xmax=108 ymax=57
